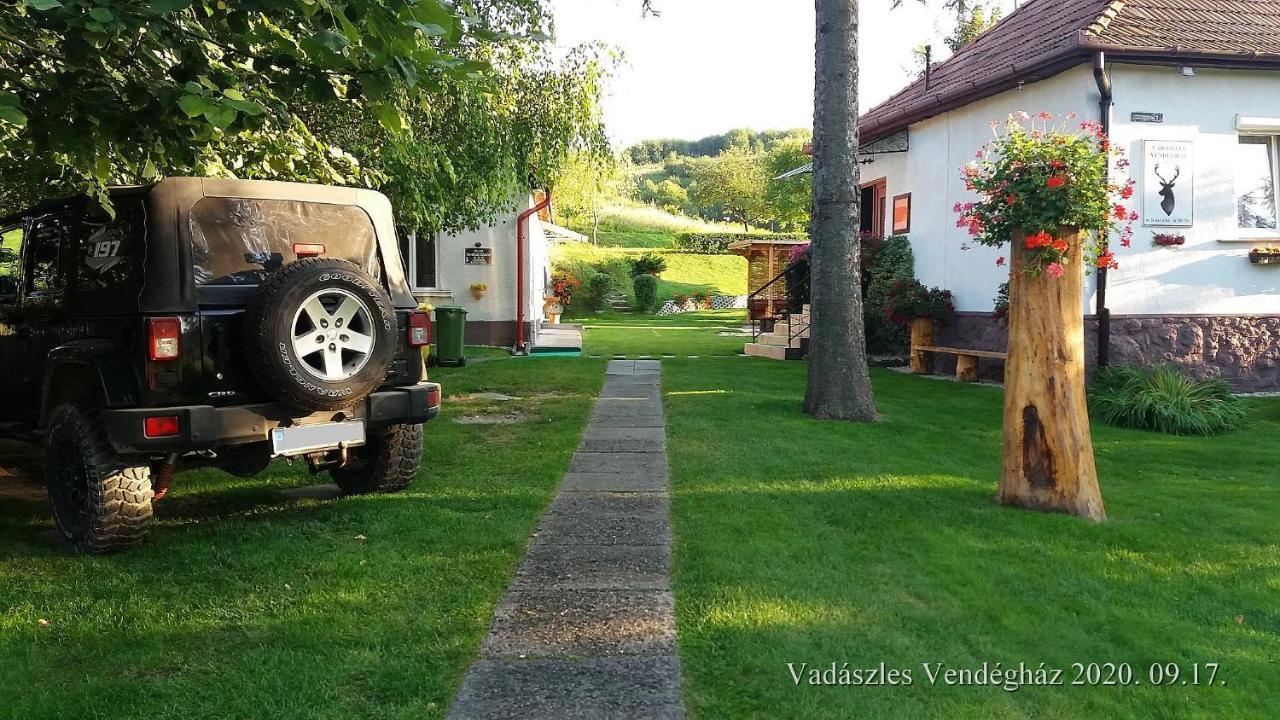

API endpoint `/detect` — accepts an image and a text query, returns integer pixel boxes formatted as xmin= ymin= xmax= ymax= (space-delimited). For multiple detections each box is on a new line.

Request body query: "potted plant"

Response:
xmin=955 ymin=111 xmax=1137 ymax=521
xmin=1248 ymin=246 xmax=1280 ymax=265
xmin=470 ymin=282 xmax=488 ymax=300
xmin=1153 ymin=233 xmax=1186 ymax=247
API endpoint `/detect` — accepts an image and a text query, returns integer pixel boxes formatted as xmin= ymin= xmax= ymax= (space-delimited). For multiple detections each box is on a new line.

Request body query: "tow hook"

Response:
xmin=152 ymin=453 xmax=180 ymax=501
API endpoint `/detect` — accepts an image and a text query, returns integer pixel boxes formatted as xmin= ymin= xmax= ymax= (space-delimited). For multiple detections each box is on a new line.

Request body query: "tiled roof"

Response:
xmin=860 ymin=0 xmax=1280 ymax=143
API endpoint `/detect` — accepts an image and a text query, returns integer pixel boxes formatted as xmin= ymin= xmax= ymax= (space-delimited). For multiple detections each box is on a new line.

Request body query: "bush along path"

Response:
xmin=448 ymin=360 xmax=683 ymax=720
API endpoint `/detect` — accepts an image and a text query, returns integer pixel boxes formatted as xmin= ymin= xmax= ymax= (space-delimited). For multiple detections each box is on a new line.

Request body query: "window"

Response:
xmin=1236 ymin=135 xmax=1278 ymax=230
xmin=188 ymin=197 xmax=380 ymax=285
xmin=27 ymin=213 xmax=71 ymax=296
xmin=73 ymin=197 xmax=142 ymax=292
xmin=399 ymin=228 xmax=438 ymax=290
xmin=0 ymin=225 xmax=22 ymax=301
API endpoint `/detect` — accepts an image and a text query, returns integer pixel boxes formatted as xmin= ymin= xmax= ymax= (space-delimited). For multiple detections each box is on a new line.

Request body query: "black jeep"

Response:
xmin=0 ymin=178 xmax=440 ymax=552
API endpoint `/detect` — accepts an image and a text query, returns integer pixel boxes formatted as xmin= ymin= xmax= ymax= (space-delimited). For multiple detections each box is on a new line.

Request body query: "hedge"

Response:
xmin=674 ymin=232 xmax=808 ymax=255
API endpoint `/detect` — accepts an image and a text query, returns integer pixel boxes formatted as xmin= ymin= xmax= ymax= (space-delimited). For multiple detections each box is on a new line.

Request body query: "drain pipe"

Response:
xmin=1093 ymin=52 xmax=1114 ymax=367
xmin=515 ymin=191 xmax=552 ymax=355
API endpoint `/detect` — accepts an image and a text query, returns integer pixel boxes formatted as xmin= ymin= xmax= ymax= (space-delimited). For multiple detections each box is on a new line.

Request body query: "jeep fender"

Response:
xmin=40 ymin=340 xmax=136 ymax=426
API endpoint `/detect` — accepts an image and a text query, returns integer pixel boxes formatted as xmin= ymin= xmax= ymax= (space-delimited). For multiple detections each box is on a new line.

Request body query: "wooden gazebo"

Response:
xmin=728 ymin=238 xmax=809 ymax=320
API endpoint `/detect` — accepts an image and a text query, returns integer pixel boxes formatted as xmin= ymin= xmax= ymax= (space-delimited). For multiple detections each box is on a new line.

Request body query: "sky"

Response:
xmin=550 ymin=0 xmax=1020 ymax=148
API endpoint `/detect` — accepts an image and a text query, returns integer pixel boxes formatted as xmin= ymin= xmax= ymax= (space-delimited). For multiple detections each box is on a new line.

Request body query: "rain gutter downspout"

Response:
xmin=515 ymin=190 xmax=552 ymax=355
xmin=1093 ymin=52 xmax=1113 ymax=367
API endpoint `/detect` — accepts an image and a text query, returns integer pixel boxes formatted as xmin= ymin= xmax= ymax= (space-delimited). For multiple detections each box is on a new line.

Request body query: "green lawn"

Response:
xmin=0 ymin=357 xmax=603 ymax=719
xmin=579 ymin=310 xmax=748 ymax=358
xmin=4 ymin=312 xmax=1275 ymax=720
xmin=664 ymin=358 xmax=1280 ymax=719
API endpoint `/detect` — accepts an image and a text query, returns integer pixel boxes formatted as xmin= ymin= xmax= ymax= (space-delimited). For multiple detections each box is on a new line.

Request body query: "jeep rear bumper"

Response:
xmin=101 ymin=383 xmax=441 ymax=455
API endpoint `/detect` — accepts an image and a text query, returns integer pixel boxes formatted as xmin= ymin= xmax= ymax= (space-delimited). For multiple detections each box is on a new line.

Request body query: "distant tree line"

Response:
xmin=624 ymin=128 xmax=809 ymax=165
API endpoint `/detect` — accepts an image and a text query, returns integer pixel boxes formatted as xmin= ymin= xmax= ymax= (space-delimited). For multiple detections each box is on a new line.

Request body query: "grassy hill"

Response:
xmin=564 ymin=202 xmax=746 ymax=248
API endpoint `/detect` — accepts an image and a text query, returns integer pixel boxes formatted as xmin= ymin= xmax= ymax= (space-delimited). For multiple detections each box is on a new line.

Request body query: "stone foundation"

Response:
xmin=931 ymin=312 xmax=1280 ymax=392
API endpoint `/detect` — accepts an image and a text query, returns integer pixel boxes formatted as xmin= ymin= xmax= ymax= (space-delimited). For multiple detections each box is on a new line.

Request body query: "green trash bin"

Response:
xmin=432 ymin=305 xmax=468 ymax=367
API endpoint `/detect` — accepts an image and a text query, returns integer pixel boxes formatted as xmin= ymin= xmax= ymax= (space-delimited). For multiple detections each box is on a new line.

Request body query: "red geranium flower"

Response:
xmin=1046 ymin=176 xmax=1066 ymax=189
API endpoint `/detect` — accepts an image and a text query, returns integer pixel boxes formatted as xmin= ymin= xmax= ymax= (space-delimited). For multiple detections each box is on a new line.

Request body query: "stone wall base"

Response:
xmin=931 ymin=313 xmax=1280 ymax=392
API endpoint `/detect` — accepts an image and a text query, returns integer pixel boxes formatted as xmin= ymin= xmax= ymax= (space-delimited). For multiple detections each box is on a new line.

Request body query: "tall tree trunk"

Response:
xmin=804 ymin=0 xmax=878 ymax=421
xmin=999 ymin=228 xmax=1105 ymax=521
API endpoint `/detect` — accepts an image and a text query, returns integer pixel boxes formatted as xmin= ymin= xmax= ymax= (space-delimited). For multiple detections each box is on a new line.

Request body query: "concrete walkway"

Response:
xmin=448 ymin=360 xmax=683 ymax=720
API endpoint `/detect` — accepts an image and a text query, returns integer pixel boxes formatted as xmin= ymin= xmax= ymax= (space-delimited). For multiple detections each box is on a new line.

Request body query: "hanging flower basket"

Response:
xmin=470 ymin=282 xmax=488 ymax=300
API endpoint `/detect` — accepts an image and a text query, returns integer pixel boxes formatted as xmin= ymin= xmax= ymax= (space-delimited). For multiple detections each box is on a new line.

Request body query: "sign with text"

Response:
xmin=1131 ymin=112 xmax=1164 ymax=124
xmin=464 ymin=247 xmax=493 ymax=265
xmin=1142 ymin=140 xmax=1194 ymax=227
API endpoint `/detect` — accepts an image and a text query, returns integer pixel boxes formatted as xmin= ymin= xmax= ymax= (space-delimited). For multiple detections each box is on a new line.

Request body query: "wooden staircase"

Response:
xmin=744 ymin=304 xmax=810 ymax=360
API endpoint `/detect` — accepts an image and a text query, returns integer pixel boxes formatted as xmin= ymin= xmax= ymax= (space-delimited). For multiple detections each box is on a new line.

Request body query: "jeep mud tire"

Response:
xmin=44 ymin=404 xmax=154 ymax=553
xmin=330 ymin=423 xmax=422 ymax=495
xmin=244 ymin=258 xmax=397 ymax=412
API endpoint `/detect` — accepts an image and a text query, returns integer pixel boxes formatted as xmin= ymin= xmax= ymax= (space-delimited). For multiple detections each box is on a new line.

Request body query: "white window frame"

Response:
xmin=1235 ymin=118 xmax=1280 ymax=238
xmin=403 ymin=229 xmax=440 ymax=292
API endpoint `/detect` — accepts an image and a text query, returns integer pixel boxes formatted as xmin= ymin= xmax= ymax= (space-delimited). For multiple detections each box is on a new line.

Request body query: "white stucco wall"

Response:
xmin=870 ymin=61 xmax=1280 ymax=316
xmin=864 ymin=65 xmax=1099 ymax=313
xmin=1107 ymin=64 xmax=1280 ymax=315
xmin=413 ymin=195 xmax=549 ymax=344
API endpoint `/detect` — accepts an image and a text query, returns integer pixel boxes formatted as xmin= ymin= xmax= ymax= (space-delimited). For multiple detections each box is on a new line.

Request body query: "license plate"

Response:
xmin=271 ymin=420 xmax=366 ymax=457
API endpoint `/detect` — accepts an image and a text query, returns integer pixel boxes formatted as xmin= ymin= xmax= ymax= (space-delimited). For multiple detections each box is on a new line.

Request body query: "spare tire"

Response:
xmin=243 ymin=258 xmax=397 ymax=412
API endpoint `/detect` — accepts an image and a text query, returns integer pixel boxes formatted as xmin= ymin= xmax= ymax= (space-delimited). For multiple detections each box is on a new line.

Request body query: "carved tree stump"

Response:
xmin=910 ymin=318 xmax=934 ymax=374
xmin=956 ymin=354 xmax=980 ymax=383
xmin=998 ymin=228 xmax=1105 ymax=521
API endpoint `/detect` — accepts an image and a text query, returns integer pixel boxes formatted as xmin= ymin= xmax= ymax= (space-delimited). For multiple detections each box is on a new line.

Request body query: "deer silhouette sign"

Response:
xmin=1153 ymin=164 xmax=1181 ymax=217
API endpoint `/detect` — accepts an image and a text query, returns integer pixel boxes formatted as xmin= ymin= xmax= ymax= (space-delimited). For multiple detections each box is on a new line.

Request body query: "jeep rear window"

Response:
xmin=189 ymin=197 xmax=380 ymax=285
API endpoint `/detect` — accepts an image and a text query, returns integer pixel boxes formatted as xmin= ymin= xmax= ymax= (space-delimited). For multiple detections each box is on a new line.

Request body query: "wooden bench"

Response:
xmin=912 ymin=345 xmax=1008 ymax=383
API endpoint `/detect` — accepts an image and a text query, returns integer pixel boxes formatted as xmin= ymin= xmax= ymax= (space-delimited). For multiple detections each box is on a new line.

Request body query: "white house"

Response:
xmin=849 ymin=0 xmax=1280 ymax=390
xmin=400 ymin=193 xmax=558 ymax=351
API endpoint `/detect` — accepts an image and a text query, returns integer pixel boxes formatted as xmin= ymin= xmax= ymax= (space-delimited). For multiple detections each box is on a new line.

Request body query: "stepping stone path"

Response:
xmin=448 ymin=360 xmax=683 ymax=720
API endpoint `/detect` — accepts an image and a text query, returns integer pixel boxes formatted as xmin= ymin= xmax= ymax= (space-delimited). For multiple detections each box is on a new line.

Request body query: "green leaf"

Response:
xmin=371 ymin=102 xmax=407 ymax=134
xmin=0 ymin=105 xmax=28 ymax=127
xmin=178 ymin=94 xmax=213 ymax=118
xmin=89 ymin=7 xmax=113 ymax=22
xmin=311 ymin=29 xmax=350 ymax=53
xmin=406 ymin=22 xmax=446 ymax=37
xmin=27 ymin=0 xmax=62 ymax=10
xmin=203 ymin=104 xmax=238 ymax=130
xmin=223 ymin=97 xmax=265 ymax=116
xmin=149 ymin=0 xmax=193 ymax=13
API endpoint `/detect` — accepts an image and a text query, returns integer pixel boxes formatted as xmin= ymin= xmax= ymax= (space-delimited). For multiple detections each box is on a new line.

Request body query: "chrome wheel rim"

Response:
xmin=290 ymin=288 xmax=375 ymax=381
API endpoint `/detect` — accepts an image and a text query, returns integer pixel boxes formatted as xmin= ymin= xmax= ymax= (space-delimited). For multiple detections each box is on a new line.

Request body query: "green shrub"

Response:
xmin=632 ymin=274 xmax=658 ymax=312
xmin=587 ymin=273 xmax=615 ymax=312
xmin=674 ymin=232 xmax=807 ymax=255
xmin=1090 ymin=365 xmax=1248 ymax=436
xmin=881 ymin=278 xmax=953 ymax=327
xmin=628 ymin=252 xmax=668 ymax=276
xmin=863 ymin=235 xmax=914 ymax=353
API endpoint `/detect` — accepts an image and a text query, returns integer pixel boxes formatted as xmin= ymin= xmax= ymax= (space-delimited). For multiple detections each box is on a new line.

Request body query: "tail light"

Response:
xmin=143 ymin=415 xmax=181 ymax=438
xmin=408 ymin=312 xmax=430 ymax=347
xmin=426 ymin=384 xmax=441 ymax=409
xmin=293 ymin=243 xmax=325 ymax=258
xmin=147 ymin=317 xmax=181 ymax=361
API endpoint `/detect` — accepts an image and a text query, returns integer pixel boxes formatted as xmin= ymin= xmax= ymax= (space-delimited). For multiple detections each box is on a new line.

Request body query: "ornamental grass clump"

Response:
xmin=955 ymin=112 xmax=1137 ymax=277
xmin=1090 ymin=365 xmax=1248 ymax=436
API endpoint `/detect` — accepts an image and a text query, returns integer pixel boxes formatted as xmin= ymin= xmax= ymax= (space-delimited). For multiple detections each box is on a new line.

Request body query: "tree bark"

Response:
xmin=909 ymin=318 xmax=934 ymax=374
xmin=999 ymin=229 xmax=1105 ymax=521
xmin=804 ymin=0 xmax=878 ymax=421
